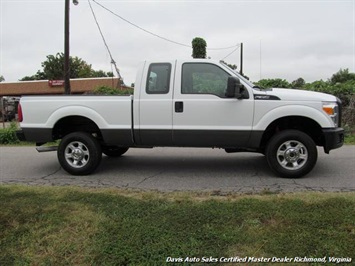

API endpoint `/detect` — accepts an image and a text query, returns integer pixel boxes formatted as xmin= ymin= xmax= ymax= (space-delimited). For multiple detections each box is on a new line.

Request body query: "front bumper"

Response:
xmin=322 ymin=128 xmax=344 ymax=153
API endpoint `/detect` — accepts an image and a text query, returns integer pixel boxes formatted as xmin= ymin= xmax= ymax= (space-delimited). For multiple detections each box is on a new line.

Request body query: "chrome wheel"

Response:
xmin=58 ymin=132 xmax=102 ymax=175
xmin=266 ymin=130 xmax=317 ymax=178
xmin=65 ymin=141 xmax=90 ymax=168
xmin=276 ymin=140 xmax=308 ymax=170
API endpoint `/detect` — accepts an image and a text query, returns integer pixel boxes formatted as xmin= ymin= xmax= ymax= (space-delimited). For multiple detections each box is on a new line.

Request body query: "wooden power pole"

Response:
xmin=64 ymin=0 xmax=71 ymax=95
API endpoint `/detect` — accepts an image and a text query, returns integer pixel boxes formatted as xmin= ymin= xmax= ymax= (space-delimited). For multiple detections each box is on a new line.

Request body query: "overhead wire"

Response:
xmin=88 ymin=0 xmax=123 ymax=81
xmin=91 ymin=0 xmax=240 ymax=51
xmin=221 ymin=44 xmax=240 ymax=61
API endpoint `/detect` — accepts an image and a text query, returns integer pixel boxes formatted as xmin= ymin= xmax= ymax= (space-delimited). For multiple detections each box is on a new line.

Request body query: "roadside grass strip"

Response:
xmin=0 ymin=185 xmax=354 ymax=265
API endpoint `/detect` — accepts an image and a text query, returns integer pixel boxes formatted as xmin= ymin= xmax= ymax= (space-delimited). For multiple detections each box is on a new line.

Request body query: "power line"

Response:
xmin=221 ymin=44 xmax=240 ymax=61
xmin=91 ymin=0 xmax=240 ymax=50
xmin=88 ymin=0 xmax=123 ymax=81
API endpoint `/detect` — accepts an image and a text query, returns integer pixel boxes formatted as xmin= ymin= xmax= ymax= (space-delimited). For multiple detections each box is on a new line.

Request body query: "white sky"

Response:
xmin=1 ymin=0 xmax=354 ymax=85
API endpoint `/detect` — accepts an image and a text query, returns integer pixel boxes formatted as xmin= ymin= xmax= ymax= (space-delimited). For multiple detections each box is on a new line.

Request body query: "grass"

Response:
xmin=345 ymin=133 xmax=355 ymax=144
xmin=0 ymin=185 xmax=354 ymax=265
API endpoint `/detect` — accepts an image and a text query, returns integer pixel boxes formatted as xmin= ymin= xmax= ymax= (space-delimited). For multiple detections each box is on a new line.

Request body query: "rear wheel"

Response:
xmin=266 ymin=130 xmax=317 ymax=178
xmin=58 ymin=132 xmax=102 ymax=175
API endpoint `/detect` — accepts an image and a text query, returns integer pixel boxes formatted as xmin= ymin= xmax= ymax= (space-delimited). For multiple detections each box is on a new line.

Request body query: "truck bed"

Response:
xmin=19 ymin=95 xmax=133 ymax=144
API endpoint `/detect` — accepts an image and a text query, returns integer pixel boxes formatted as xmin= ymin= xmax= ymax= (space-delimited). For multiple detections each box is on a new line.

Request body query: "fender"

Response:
xmin=253 ymin=104 xmax=333 ymax=131
xmin=46 ymin=106 xmax=109 ymax=129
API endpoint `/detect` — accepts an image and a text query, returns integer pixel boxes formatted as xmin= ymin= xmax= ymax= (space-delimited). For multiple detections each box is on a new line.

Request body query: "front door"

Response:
xmin=172 ymin=62 xmax=254 ymax=147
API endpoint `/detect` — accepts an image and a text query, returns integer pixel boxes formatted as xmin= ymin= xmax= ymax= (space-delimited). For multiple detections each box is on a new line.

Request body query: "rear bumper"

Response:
xmin=16 ymin=130 xmax=26 ymax=141
xmin=322 ymin=128 xmax=344 ymax=153
xmin=16 ymin=128 xmax=53 ymax=143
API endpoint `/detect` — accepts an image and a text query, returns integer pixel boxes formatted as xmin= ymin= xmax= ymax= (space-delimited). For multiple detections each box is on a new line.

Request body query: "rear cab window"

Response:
xmin=146 ymin=63 xmax=172 ymax=94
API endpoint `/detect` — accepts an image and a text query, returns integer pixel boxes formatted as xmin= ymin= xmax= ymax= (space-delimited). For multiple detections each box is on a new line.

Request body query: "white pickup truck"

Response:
xmin=17 ymin=59 xmax=344 ymax=178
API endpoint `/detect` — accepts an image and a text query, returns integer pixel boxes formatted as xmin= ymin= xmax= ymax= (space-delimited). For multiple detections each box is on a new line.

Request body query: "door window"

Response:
xmin=182 ymin=63 xmax=230 ymax=97
xmin=146 ymin=63 xmax=171 ymax=94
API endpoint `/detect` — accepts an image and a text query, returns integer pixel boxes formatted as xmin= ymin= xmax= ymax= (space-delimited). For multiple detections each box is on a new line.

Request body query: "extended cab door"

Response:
xmin=136 ymin=61 xmax=175 ymax=145
xmin=172 ymin=61 xmax=254 ymax=147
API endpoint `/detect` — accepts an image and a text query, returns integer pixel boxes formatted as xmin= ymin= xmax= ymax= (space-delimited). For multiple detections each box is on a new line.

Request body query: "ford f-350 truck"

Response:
xmin=17 ymin=59 xmax=344 ymax=177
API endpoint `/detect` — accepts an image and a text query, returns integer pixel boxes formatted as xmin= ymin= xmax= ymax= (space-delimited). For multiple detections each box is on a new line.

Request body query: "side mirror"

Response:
xmin=226 ymin=76 xmax=245 ymax=99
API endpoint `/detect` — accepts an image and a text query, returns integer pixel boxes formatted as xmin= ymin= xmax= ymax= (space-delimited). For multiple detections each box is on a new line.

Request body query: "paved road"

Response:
xmin=0 ymin=146 xmax=354 ymax=193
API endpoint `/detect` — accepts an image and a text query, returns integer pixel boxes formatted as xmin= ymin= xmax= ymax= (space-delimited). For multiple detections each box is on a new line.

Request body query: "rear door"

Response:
xmin=137 ymin=61 xmax=175 ymax=145
xmin=172 ymin=61 xmax=254 ymax=147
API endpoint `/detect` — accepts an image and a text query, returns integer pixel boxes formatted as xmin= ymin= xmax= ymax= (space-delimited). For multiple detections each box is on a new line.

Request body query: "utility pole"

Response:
xmin=64 ymin=0 xmax=71 ymax=94
xmin=64 ymin=0 xmax=78 ymax=95
xmin=240 ymin=42 xmax=243 ymax=76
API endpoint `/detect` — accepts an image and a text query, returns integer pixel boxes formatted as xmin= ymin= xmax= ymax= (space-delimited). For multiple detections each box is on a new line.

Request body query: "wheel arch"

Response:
xmin=52 ymin=115 xmax=102 ymax=140
xmin=259 ymin=116 xmax=324 ymax=152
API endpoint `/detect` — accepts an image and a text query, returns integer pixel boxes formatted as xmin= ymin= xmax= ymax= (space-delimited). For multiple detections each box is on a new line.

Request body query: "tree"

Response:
xmin=20 ymin=53 xmax=113 ymax=81
xmin=291 ymin=77 xmax=305 ymax=88
xmin=220 ymin=60 xmax=237 ymax=70
xmin=192 ymin=37 xmax=207 ymax=59
xmin=329 ymin=68 xmax=355 ymax=84
xmin=255 ymin=78 xmax=291 ymax=89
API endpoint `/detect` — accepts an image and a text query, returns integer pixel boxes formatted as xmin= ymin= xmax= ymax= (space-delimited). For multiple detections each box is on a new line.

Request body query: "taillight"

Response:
xmin=18 ymin=103 xmax=23 ymax=122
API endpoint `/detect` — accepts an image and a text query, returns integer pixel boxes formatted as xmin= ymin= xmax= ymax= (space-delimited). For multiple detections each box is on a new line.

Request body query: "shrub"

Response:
xmin=303 ymin=81 xmax=354 ymax=129
xmin=342 ymin=95 xmax=355 ymax=130
xmin=93 ymin=86 xmax=134 ymax=95
xmin=304 ymin=80 xmax=355 ymax=107
xmin=329 ymin=68 xmax=355 ymax=85
xmin=0 ymin=122 xmax=19 ymax=144
xmin=255 ymin=78 xmax=291 ymax=88
xmin=192 ymin=37 xmax=207 ymax=59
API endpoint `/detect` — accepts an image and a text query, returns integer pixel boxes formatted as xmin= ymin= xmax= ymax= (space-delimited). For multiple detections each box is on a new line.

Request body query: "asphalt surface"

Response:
xmin=0 ymin=146 xmax=354 ymax=193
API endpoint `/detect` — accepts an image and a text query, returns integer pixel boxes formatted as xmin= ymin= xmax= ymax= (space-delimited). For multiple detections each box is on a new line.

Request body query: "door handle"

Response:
xmin=175 ymin=101 xmax=184 ymax=113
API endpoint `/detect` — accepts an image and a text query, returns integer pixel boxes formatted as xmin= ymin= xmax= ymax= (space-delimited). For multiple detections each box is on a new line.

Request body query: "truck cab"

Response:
xmin=134 ymin=60 xmax=254 ymax=147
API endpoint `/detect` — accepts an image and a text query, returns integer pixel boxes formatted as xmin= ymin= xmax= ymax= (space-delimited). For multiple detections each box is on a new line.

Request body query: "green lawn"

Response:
xmin=0 ymin=185 xmax=354 ymax=265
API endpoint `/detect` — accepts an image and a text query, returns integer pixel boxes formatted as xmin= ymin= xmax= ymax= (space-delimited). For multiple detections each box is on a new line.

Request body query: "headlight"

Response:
xmin=322 ymin=102 xmax=339 ymax=127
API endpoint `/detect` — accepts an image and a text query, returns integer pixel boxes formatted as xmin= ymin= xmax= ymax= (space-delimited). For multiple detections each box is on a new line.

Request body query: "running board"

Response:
xmin=36 ymin=146 xmax=58 ymax=153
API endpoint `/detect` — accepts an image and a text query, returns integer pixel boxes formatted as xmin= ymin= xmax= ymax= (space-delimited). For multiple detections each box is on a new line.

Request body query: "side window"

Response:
xmin=146 ymin=63 xmax=171 ymax=94
xmin=182 ymin=63 xmax=230 ymax=97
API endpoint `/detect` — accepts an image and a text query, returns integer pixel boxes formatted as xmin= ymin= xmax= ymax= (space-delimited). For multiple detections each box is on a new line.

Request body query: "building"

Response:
xmin=0 ymin=77 xmax=122 ymax=96
xmin=0 ymin=77 xmax=125 ymax=122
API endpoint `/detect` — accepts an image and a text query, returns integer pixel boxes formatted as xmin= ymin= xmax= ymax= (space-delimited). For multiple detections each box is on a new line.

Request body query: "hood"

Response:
xmin=264 ymin=88 xmax=337 ymax=102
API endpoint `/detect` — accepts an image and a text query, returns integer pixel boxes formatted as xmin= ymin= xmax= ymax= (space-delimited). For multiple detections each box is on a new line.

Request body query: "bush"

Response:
xmin=304 ymin=80 xmax=355 ymax=107
xmin=92 ymin=85 xmax=133 ymax=96
xmin=303 ymin=81 xmax=354 ymax=129
xmin=255 ymin=78 xmax=291 ymax=89
xmin=0 ymin=122 xmax=19 ymax=144
xmin=342 ymin=95 xmax=355 ymax=130
xmin=329 ymin=68 xmax=355 ymax=85
xmin=255 ymin=69 xmax=355 ymax=131
xmin=192 ymin=37 xmax=207 ymax=59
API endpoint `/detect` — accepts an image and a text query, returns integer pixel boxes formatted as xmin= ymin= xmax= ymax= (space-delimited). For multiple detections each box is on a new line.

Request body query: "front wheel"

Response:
xmin=58 ymin=132 xmax=102 ymax=175
xmin=266 ymin=130 xmax=317 ymax=178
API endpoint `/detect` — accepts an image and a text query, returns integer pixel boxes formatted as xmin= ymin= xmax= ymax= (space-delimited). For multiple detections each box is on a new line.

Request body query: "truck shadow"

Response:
xmin=97 ymin=151 xmax=273 ymax=178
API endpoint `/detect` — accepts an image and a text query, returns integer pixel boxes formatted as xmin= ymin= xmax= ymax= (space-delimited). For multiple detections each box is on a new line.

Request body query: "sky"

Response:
xmin=0 ymin=0 xmax=354 ymax=86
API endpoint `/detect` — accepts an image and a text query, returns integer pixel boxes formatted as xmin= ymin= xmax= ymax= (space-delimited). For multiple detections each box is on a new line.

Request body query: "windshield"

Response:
xmin=220 ymin=61 xmax=256 ymax=88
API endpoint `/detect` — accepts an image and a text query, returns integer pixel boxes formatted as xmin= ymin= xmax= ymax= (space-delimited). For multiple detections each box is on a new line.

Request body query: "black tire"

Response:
xmin=266 ymin=130 xmax=318 ymax=178
xmin=58 ymin=132 xmax=102 ymax=175
xmin=102 ymin=146 xmax=129 ymax=157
